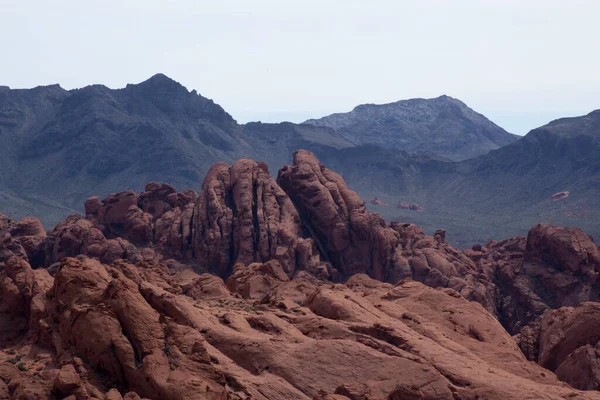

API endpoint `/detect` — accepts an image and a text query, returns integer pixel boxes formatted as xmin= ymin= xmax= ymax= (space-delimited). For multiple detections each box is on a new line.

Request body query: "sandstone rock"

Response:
xmin=138 ymin=182 xmax=197 ymax=220
xmin=386 ymin=384 xmax=424 ymax=400
xmin=0 ymin=251 xmax=599 ymax=399
xmin=513 ymin=302 xmax=600 ymax=391
xmin=105 ymin=388 xmax=124 ymax=400
xmin=0 ymin=379 xmax=9 ymax=399
xmin=368 ymin=197 xmax=387 ymax=206
xmin=226 ymin=260 xmax=289 ymax=299
xmin=0 ymin=256 xmax=52 ymax=343
xmin=53 ymin=364 xmax=81 ymax=396
xmin=551 ymin=191 xmax=569 ymax=201
xmin=391 ymin=222 xmax=497 ymax=315
xmin=7 ymin=156 xmax=600 ymax=399
xmin=525 ymin=224 xmax=600 ymax=278
xmin=44 ymin=215 xmax=143 ymax=266
xmin=515 ymin=320 xmax=541 ymax=361
xmin=538 ymin=303 xmax=600 ymax=371
xmin=314 ymin=392 xmax=352 ymax=400
xmin=473 ymin=225 xmax=600 ymax=334
xmin=334 ymin=382 xmax=371 ymax=399
xmin=555 ymin=343 xmax=600 ymax=390
xmin=277 ymin=150 xmax=402 ymax=281
xmin=0 ymin=214 xmax=46 ymax=266
xmin=191 ymin=159 xmax=318 ymax=277
xmin=85 ymin=190 xmax=153 ymax=246
xmin=47 ymin=256 xmax=229 ymax=400
xmin=178 ymin=271 xmax=230 ymax=300
xmin=396 ymin=201 xmax=424 ymax=211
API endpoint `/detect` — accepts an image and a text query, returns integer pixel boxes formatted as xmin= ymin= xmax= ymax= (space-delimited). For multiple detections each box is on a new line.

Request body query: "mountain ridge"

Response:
xmin=304 ymin=94 xmax=520 ymax=161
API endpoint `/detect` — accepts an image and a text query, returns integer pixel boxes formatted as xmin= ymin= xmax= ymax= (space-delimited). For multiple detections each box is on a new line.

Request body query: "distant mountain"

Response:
xmin=304 ymin=95 xmax=519 ymax=160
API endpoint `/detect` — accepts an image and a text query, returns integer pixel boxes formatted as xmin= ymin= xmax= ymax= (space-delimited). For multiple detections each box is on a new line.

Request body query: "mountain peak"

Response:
xmin=304 ymin=96 xmax=517 ymax=160
xmin=146 ymin=73 xmax=178 ymax=84
xmin=125 ymin=73 xmax=189 ymax=96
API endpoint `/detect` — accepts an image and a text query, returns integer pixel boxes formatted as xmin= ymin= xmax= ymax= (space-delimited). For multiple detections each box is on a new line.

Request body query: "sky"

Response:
xmin=2 ymin=0 xmax=600 ymax=135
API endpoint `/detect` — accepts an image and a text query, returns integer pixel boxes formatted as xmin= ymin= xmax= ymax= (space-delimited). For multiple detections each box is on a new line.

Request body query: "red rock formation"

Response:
xmin=368 ymin=197 xmax=388 ymax=206
xmin=277 ymin=151 xmax=496 ymax=311
xmin=42 ymin=257 xmax=229 ymax=399
xmin=551 ymin=191 xmax=569 ymax=201
xmin=392 ymin=223 xmax=498 ymax=315
xmin=525 ymin=224 xmax=600 ymax=278
xmin=396 ymin=201 xmax=424 ymax=211
xmin=85 ymin=190 xmax=153 ymax=246
xmin=191 ymin=159 xmax=321 ymax=277
xmin=468 ymin=225 xmax=600 ymax=334
xmin=226 ymin=259 xmax=290 ymax=299
xmin=0 ymin=213 xmax=46 ymax=266
xmin=138 ymin=182 xmax=197 ymax=219
xmin=277 ymin=150 xmax=403 ymax=281
xmin=0 ymin=256 xmax=52 ymax=343
xmin=514 ymin=302 xmax=600 ymax=390
xmin=85 ymin=183 xmax=198 ymax=248
xmin=6 ymin=153 xmax=600 ymax=397
xmin=0 ymin=234 xmax=599 ymax=398
xmin=43 ymin=214 xmax=156 ymax=267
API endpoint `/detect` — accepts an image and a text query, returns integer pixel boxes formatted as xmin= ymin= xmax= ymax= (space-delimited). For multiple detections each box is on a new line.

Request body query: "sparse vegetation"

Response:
xmin=6 ymin=355 xmax=22 ymax=364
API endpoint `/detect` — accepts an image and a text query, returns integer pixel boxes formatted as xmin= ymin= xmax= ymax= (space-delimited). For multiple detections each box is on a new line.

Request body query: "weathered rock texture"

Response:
xmin=3 ymin=152 xmax=600 ymax=397
xmin=277 ymin=150 xmax=495 ymax=312
xmin=3 ymin=252 xmax=599 ymax=399
xmin=0 ymin=213 xmax=46 ymax=266
xmin=190 ymin=159 xmax=321 ymax=277
xmin=469 ymin=224 xmax=600 ymax=334
xmin=515 ymin=302 xmax=600 ymax=390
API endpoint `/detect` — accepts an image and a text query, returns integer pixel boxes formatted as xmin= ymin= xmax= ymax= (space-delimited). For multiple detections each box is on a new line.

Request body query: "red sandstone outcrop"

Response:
xmin=85 ymin=190 xmax=153 ymax=246
xmin=396 ymin=201 xmax=424 ymax=211
xmin=368 ymin=197 xmax=388 ymax=206
xmin=468 ymin=224 xmax=600 ymax=334
xmin=277 ymin=150 xmax=406 ymax=281
xmin=0 ymin=213 xmax=46 ymax=266
xmin=1 ymin=239 xmax=600 ymax=398
xmin=0 ymin=256 xmax=52 ymax=343
xmin=392 ymin=223 xmax=498 ymax=315
xmin=43 ymin=214 xmax=156 ymax=267
xmin=514 ymin=302 xmax=600 ymax=390
xmin=191 ymin=159 xmax=322 ymax=277
xmin=85 ymin=183 xmax=198 ymax=248
xmin=551 ymin=191 xmax=569 ymax=201
xmin=277 ymin=151 xmax=497 ymax=313
xmin=526 ymin=224 xmax=600 ymax=278
xmin=4 ymin=152 xmax=600 ymax=397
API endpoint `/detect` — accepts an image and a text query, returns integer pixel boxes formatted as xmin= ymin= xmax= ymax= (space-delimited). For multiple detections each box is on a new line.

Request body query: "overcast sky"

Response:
xmin=2 ymin=0 xmax=600 ymax=135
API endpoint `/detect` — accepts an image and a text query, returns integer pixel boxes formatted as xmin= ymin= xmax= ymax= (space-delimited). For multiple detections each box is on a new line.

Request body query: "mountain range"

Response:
xmin=1 ymin=74 xmax=599 ymax=247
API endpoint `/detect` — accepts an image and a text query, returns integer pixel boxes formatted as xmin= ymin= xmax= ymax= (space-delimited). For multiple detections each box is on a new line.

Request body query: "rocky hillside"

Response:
xmin=2 ymin=151 xmax=600 ymax=398
xmin=304 ymin=95 xmax=519 ymax=161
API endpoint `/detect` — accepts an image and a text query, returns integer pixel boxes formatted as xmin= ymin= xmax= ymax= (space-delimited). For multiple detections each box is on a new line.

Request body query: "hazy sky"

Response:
xmin=2 ymin=0 xmax=600 ymax=135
